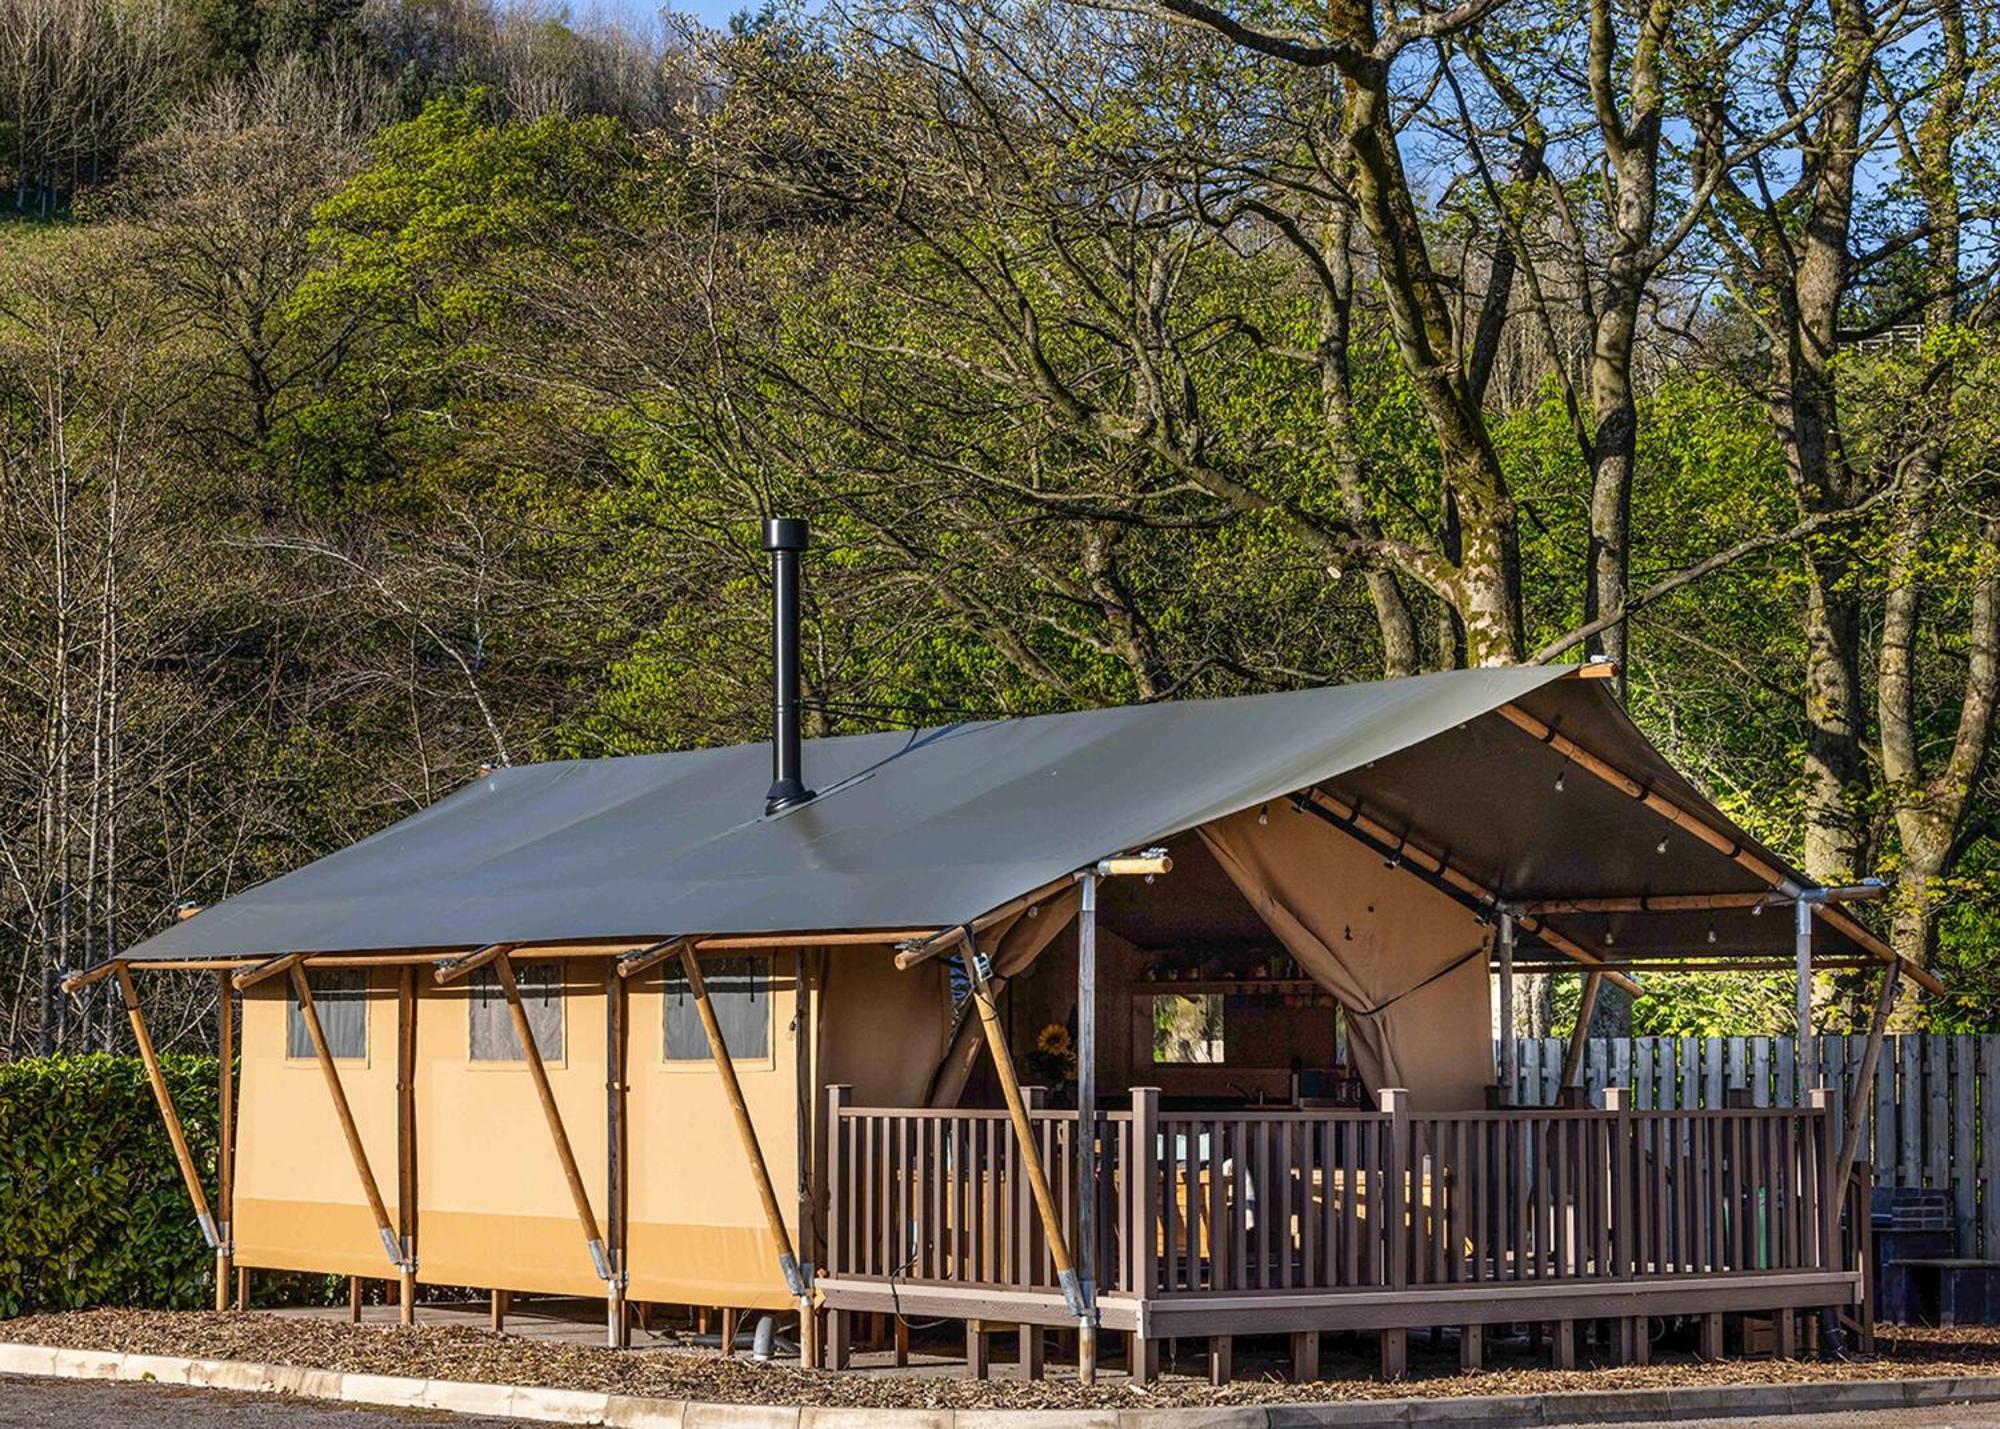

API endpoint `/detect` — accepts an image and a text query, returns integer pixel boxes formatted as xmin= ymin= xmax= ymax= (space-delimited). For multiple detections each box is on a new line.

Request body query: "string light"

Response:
xmin=1656 ymin=835 xmax=1669 ymax=854
xmin=1258 ymin=804 xmax=1269 ymax=826
xmin=1706 ymin=920 xmax=1717 ymax=944
xmin=1554 ymin=764 xmax=1568 ymax=793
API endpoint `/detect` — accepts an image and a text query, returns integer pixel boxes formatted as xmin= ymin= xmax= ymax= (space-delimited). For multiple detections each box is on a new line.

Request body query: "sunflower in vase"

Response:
xmin=1024 ymin=1021 xmax=1076 ymax=1101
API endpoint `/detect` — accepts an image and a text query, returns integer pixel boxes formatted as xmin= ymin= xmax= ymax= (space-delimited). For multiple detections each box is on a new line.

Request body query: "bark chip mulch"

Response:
xmin=6 ymin=1310 xmax=2000 ymax=1411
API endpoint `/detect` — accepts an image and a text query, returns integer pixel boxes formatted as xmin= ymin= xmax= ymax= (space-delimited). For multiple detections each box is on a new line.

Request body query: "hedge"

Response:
xmin=0 ymin=1054 xmax=221 ymax=1316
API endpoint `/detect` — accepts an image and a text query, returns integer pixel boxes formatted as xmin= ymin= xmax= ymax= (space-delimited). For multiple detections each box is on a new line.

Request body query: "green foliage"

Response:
xmin=0 ymin=1056 xmax=219 ymax=1316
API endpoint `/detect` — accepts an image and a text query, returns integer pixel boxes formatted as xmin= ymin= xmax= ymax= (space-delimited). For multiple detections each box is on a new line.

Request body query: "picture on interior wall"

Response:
xmin=1152 ymin=992 xmax=1224 ymax=1063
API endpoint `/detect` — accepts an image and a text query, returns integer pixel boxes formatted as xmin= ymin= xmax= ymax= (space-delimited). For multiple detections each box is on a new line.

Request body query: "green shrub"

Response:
xmin=0 ymin=1054 xmax=221 ymax=1316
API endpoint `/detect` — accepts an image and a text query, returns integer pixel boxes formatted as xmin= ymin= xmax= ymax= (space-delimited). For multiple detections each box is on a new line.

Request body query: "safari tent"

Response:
xmin=71 ymin=520 xmax=1938 ymax=1383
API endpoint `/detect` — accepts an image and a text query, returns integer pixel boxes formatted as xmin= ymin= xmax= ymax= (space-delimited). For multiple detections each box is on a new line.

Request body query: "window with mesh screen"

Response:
xmin=469 ymin=962 xmax=564 ymax=1061
xmin=664 ymin=955 xmax=769 ymax=1061
xmin=286 ymin=969 xmax=369 ymax=1060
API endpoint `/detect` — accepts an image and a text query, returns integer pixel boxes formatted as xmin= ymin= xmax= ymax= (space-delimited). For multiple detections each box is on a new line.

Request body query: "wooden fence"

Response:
xmin=1504 ymin=1033 xmax=2000 ymax=1259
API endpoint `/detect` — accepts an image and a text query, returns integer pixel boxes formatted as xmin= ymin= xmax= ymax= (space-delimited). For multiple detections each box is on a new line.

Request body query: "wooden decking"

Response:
xmin=817 ymin=1087 xmax=1864 ymax=1375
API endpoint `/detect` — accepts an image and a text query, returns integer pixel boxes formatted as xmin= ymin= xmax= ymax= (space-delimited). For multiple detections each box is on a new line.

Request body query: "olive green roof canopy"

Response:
xmin=119 ymin=665 xmax=1896 ymax=975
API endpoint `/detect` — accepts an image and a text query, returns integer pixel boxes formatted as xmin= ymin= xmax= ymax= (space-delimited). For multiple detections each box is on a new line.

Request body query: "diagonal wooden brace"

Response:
xmin=289 ymin=964 xmax=405 ymax=1269
xmin=492 ymin=954 xmax=611 ymax=1284
xmin=116 ymin=965 xmax=219 ymax=1250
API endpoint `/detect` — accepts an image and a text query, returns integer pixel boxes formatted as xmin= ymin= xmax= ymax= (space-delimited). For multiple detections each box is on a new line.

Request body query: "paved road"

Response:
xmin=0 ymin=1376 xmax=521 ymax=1427
xmin=1575 ymin=1411 xmax=2000 ymax=1429
xmin=4 ymin=1376 xmax=2000 ymax=1427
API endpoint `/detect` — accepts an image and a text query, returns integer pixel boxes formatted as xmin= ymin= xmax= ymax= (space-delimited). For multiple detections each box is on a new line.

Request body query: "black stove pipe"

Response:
xmin=764 ymin=517 xmax=814 ymax=814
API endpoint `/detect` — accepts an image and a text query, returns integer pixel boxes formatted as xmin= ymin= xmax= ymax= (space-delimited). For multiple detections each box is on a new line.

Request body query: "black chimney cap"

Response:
xmin=764 ymin=517 xmax=809 ymax=552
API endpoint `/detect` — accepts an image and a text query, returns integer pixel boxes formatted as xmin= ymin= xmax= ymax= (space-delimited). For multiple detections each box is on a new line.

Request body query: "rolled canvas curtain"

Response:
xmin=925 ymin=885 xmax=1082 ymax=1107
xmin=1198 ymin=805 xmax=1494 ymax=1111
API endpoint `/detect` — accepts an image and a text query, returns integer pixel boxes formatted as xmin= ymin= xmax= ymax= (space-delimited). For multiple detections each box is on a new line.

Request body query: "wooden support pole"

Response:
xmin=606 ymin=966 xmax=630 ymax=1349
xmin=60 ymin=958 xmax=122 ymax=996
xmin=957 ymin=940 xmax=1085 ymax=1323
xmin=396 ymin=967 xmax=418 ymax=1325
xmin=348 ymin=1277 xmax=363 ymax=1323
xmin=289 ymin=965 xmax=403 ymax=1272
xmin=1021 ymin=1323 xmax=1045 ymax=1381
xmin=492 ymin=954 xmax=611 ymax=1288
xmin=215 ymin=970 xmax=235 ymax=1311
xmin=490 ymin=1289 xmax=509 ymax=1332
xmin=1837 ymin=959 xmax=1902 ymax=1184
xmin=1460 ymin=1324 xmax=1483 ymax=1372
xmin=615 ymin=936 xmax=688 ymax=981
xmin=1379 ymin=1330 xmax=1407 ymax=1380
xmin=1075 ymin=871 xmax=1100 ymax=1387
xmin=1207 ymin=1335 xmax=1232 ymax=1386
xmin=234 ymin=1266 xmax=248 ymax=1310
xmin=674 ymin=946 xmax=813 ymax=1353
xmin=115 ymin=966 xmax=219 ymax=1249
xmin=1562 ymin=973 xmax=1604 ymax=1091
xmin=966 ymin=1319 xmax=990 ymax=1380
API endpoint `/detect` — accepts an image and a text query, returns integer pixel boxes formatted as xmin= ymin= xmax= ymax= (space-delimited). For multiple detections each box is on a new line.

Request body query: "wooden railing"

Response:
xmin=823 ymin=1086 xmax=1841 ymax=1303
xmin=824 ymin=1088 xmax=1136 ymax=1295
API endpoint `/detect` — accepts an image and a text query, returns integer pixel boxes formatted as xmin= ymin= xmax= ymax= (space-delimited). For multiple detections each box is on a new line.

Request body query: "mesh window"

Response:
xmin=665 ymin=956 xmax=769 ymax=1061
xmin=469 ymin=962 xmax=564 ymax=1061
xmin=286 ymin=970 xmax=369 ymax=1060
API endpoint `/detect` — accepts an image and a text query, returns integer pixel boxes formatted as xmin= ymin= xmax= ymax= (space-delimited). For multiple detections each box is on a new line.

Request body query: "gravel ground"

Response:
xmin=0 ymin=1374 xmax=518 ymax=1427
xmin=4 ymin=1310 xmax=2000 ymax=1411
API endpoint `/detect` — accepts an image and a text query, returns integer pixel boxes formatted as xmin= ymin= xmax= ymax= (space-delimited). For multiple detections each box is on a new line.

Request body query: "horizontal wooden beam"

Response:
xmin=1096 ymin=851 xmax=1172 ymax=878
xmin=233 ymin=953 xmax=306 ymax=992
xmin=1494 ymin=704 xmax=1945 ymax=996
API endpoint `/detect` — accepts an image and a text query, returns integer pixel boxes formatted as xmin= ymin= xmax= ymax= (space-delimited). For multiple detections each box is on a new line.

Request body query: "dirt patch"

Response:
xmin=4 ymin=1310 xmax=2000 ymax=1410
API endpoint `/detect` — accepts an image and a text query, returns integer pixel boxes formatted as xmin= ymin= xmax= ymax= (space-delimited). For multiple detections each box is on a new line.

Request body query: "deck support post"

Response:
xmin=1775 ymin=1308 xmax=1797 ymax=1359
xmin=1561 ymin=973 xmax=1603 ymax=1091
xmin=490 ymin=1290 xmax=509 ymax=1332
xmin=1207 ymin=1335 xmax=1232 ymax=1385
xmin=1290 ymin=1329 xmax=1320 ymax=1382
xmin=1552 ymin=1319 xmax=1577 ymax=1369
xmin=673 ymin=946 xmax=815 ymax=1365
xmin=1619 ymin=1317 xmax=1648 ymax=1366
xmin=1497 ymin=912 xmax=1517 ymax=1100
xmin=215 ymin=970 xmax=235 ymax=1311
xmin=1020 ymin=1323 xmax=1044 ymax=1381
xmin=234 ymin=1266 xmax=248 ymax=1309
xmin=288 ymin=965 xmax=404 ymax=1278
xmin=1459 ymin=1324 xmax=1483 ymax=1372
xmin=115 ymin=966 xmax=220 ymax=1252
xmin=966 ymin=1320 xmax=990 ymax=1380
xmin=493 ymin=955 xmax=613 ymax=1301
xmin=1379 ymin=1330 xmax=1407 ymax=1380
xmin=827 ymin=1310 xmax=852 ymax=1370
xmin=1129 ymin=1333 xmax=1158 ymax=1385
xmin=1699 ymin=1311 xmax=1724 ymax=1361
xmin=894 ymin=1315 xmax=909 ymax=1367
xmin=348 ymin=1277 xmax=363 ymax=1323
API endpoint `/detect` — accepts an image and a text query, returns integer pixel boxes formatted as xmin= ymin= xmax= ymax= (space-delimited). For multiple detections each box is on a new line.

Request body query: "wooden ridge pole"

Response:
xmin=491 ymin=954 xmax=612 ymax=1287
xmin=674 ymin=946 xmax=815 ymax=1361
xmin=115 ymin=966 xmax=219 ymax=1250
xmin=957 ymin=936 xmax=1087 ymax=1320
xmin=216 ymin=971 xmax=235 ymax=1309
xmin=289 ymin=964 xmax=404 ymax=1270
xmin=1494 ymin=704 xmax=1944 ymax=996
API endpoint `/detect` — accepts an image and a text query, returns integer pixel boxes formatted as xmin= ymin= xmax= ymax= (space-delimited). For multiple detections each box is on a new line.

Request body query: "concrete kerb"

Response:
xmin=1 ymin=1343 xmax=1999 ymax=1426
